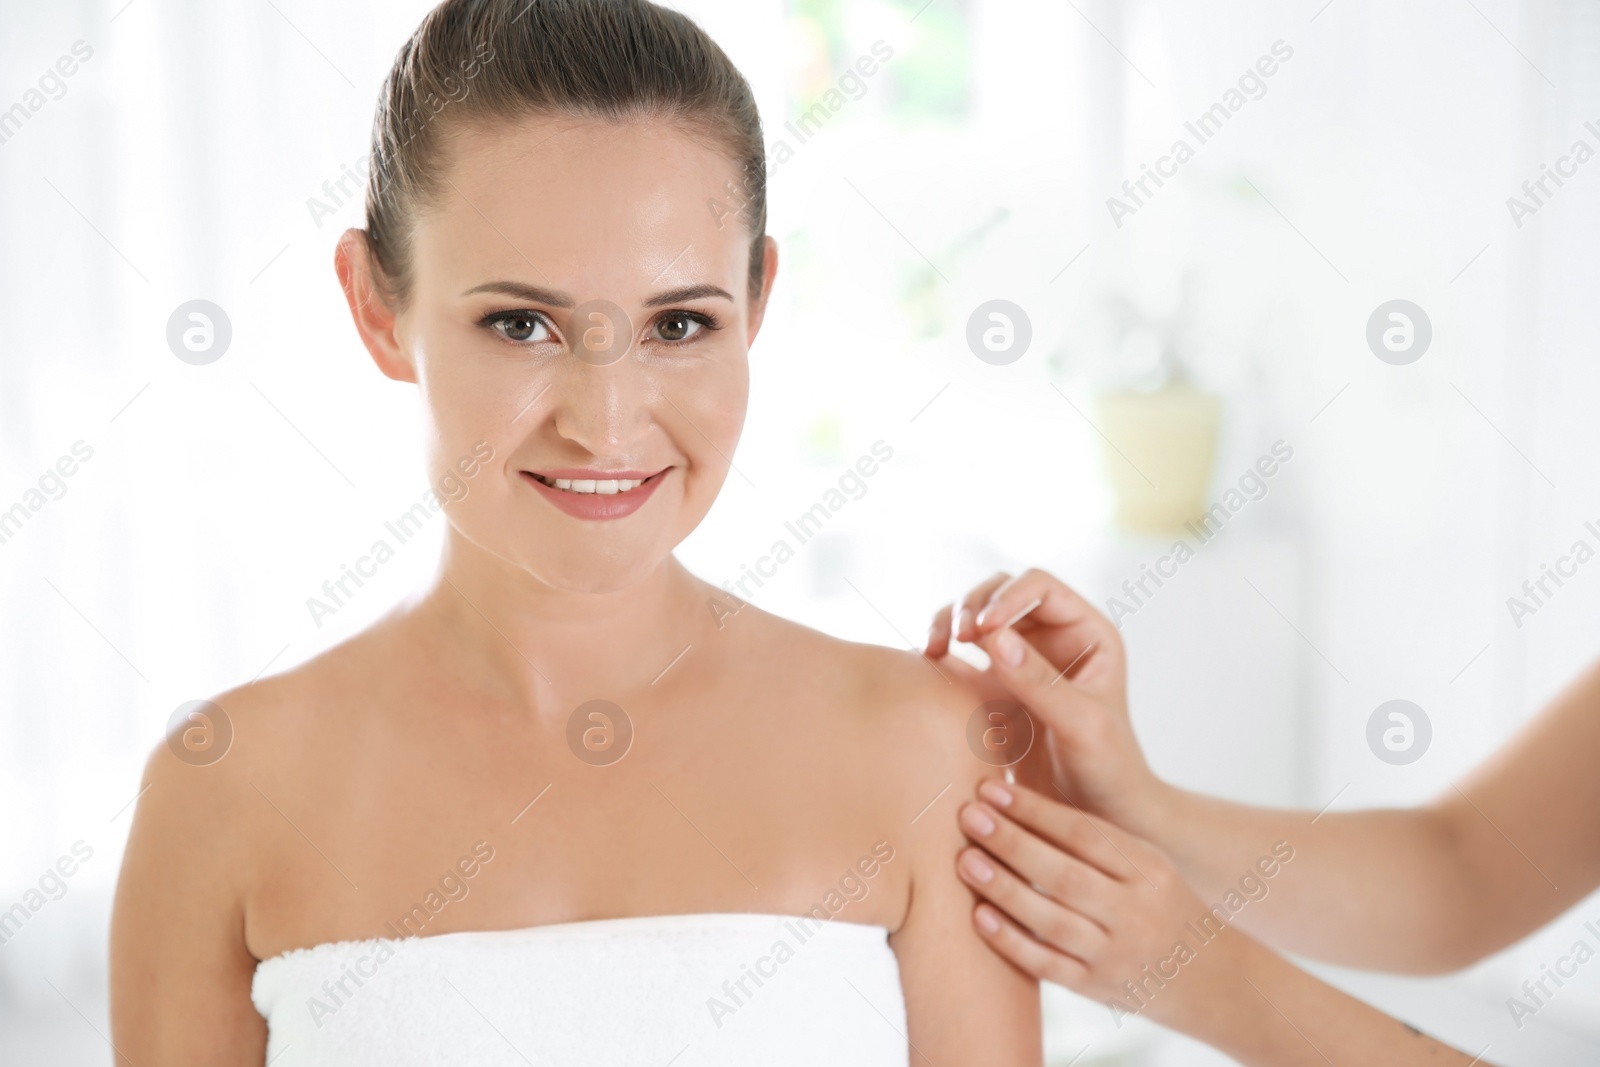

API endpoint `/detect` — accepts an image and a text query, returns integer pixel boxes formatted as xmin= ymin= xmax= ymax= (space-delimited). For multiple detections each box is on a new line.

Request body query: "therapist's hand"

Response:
xmin=955 ymin=777 xmax=1246 ymax=1036
xmin=958 ymin=778 xmax=1508 ymax=1066
xmin=926 ymin=569 xmax=1166 ymax=835
xmin=926 ymin=569 xmax=1124 ymax=712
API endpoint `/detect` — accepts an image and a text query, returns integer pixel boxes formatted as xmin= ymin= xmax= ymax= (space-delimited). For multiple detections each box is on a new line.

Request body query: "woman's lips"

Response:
xmin=520 ymin=467 xmax=669 ymax=521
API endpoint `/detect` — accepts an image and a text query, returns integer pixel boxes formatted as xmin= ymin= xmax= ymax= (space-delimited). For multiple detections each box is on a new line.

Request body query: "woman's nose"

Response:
xmin=550 ymin=310 xmax=652 ymax=453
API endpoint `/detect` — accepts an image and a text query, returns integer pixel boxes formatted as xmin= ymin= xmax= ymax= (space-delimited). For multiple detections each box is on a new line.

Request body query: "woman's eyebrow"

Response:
xmin=643 ymin=284 xmax=734 ymax=307
xmin=461 ymin=282 xmax=734 ymax=308
xmin=462 ymin=281 xmax=575 ymax=307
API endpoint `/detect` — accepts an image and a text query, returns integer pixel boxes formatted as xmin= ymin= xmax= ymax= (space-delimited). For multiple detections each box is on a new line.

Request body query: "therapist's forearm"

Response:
xmin=1142 ymin=785 xmax=1485 ymax=972
xmin=1187 ymin=932 xmax=1498 ymax=1067
xmin=1137 ymin=658 xmax=1600 ymax=971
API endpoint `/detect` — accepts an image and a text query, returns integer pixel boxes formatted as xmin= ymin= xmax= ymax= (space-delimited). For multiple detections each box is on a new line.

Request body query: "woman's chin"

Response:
xmin=520 ymin=550 xmax=669 ymax=597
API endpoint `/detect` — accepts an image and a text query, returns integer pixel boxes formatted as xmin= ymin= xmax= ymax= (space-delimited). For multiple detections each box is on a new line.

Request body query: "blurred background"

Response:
xmin=3 ymin=0 xmax=1599 ymax=1062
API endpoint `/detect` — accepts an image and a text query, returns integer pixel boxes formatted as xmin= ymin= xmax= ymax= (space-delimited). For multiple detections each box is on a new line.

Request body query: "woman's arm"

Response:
xmin=960 ymin=778 xmax=1498 ymax=1066
xmin=110 ymin=736 xmax=265 ymax=1064
xmin=939 ymin=568 xmax=1600 ymax=972
xmin=882 ymin=659 xmax=1043 ymax=1065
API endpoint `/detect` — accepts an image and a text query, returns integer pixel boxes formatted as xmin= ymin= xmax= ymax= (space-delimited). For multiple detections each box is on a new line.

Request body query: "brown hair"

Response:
xmin=362 ymin=0 xmax=767 ymax=310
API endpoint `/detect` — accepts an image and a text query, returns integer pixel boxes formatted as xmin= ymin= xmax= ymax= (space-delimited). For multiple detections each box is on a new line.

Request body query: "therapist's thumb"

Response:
xmin=977 ymin=624 xmax=1160 ymax=828
xmin=976 ymin=625 xmax=1091 ymax=732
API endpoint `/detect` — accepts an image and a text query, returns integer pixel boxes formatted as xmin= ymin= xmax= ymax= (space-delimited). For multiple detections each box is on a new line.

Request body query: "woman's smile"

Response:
xmin=520 ymin=465 xmax=671 ymax=520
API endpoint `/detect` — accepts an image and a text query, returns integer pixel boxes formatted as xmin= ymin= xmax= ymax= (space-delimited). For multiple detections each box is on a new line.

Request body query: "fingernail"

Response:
xmin=994 ymin=627 xmax=1024 ymax=667
xmin=962 ymin=805 xmax=996 ymax=836
xmin=974 ymin=599 xmax=997 ymax=629
xmin=958 ymin=607 xmax=975 ymax=637
xmin=961 ymin=852 xmax=995 ymax=883
xmin=979 ymin=780 xmax=1013 ymax=808
xmin=975 ymin=906 xmax=1000 ymax=934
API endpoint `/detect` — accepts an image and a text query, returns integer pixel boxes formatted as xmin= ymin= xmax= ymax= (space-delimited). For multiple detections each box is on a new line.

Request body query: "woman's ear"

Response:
xmin=334 ymin=228 xmax=417 ymax=384
xmin=745 ymin=235 xmax=779 ymax=344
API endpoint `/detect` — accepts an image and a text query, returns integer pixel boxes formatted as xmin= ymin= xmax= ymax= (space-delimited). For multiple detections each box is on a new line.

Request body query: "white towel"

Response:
xmin=251 ymin=912 xmax=909 ymax=1066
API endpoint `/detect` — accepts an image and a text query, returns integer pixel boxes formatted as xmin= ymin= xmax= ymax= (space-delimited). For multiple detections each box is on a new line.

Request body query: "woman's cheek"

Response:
xmin=672 ymin=355 xmax=748 ymax=447
xmin=422 ymin=355 xmax=525 ymax=462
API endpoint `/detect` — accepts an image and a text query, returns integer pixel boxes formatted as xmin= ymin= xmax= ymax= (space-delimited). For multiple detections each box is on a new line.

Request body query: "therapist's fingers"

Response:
xmin=974 ymin=623 xmax=1161 ymax=825
xmin=970 ymin=780 xmax=1139 ymax=882
xmin=956 ymin=571 xmax=1012 ymax=642
xmin=926 ymin=603 xmax=1014 ymax=703
xmin=973 ymin=567 xmax=1100 ymax=633
xmin=968 ymin=821 xmax=1234 ymax=1031
xmin=972 ymin=569 xmax=1125 ymax=708
xmin=958 ymin=846 xmax=1109 ymax=954
xmin=959 ymin=802 xmax=1122 ymax=929
xmin=976 ymin=623 xmax=1105 ymax=737
xmin=972 ymin=903 xmax=1089 ymax=989
xmin=925 ymin=603 xmax=954 ymax=659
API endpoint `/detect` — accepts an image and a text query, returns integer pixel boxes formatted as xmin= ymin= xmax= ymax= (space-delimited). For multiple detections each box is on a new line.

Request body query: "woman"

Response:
xmin=927 ymin=568 xmax=1600 ymax=1065
xmin=107 ymin=3 xmax=1043 ymax=1063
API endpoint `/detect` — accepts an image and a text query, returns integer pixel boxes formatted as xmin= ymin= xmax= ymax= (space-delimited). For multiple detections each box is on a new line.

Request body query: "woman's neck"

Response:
xmin=414 ymin=528 xmax=712 ymax=714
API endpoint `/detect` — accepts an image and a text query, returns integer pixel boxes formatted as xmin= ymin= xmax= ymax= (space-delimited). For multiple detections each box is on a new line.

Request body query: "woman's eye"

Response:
xmin=653 ymin=312 xmax=703 ymax=343
xmin=489 ymin=312 xmax=551 ymax=343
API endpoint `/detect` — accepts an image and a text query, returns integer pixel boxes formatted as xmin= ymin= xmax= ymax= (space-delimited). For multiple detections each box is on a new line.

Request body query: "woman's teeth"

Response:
xmin=536 ymin=475 xmax=646 ymax=494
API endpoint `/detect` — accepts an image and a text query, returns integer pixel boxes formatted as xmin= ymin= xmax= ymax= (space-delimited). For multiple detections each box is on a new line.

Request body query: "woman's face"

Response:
xmin=352 ymin=114 xmax=773 ymax=593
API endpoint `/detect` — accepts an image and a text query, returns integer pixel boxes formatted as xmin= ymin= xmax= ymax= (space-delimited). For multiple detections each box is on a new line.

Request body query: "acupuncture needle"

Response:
xmin=998 ymin=595 xmax=1043 ymax=632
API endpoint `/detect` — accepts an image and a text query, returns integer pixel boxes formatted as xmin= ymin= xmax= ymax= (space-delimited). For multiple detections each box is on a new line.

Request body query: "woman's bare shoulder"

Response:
xmin=207 ymin=613 xmax=414 ymax=751
xmin=732 ymin=605 xmax=988 ymax=774
xmin=127 ymin=616 xmax=409 ymax=861
xmin=107 ymin=616 xmax=409 ymax=1058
